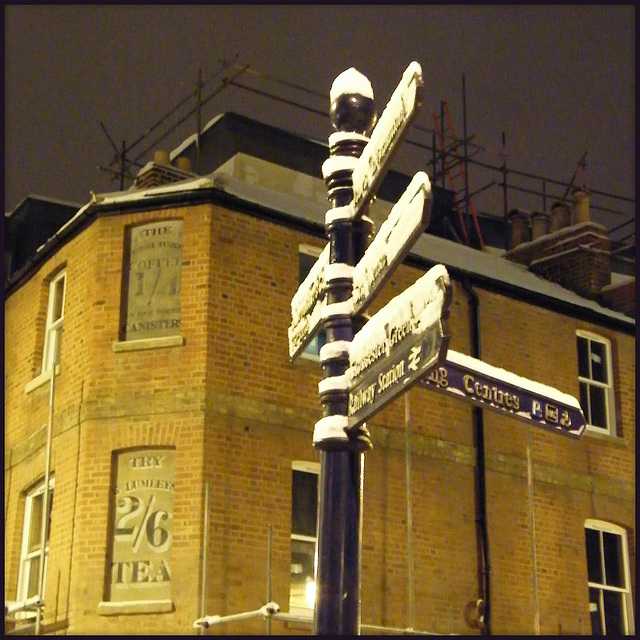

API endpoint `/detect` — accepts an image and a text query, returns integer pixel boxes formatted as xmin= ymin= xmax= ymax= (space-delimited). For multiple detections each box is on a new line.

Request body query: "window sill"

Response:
xmin=585 ymin=428 xmax=627 ymax=445
xmin=113 ymin=335 xmax=186 ymax=352
xmin=97 ymin=599 xmax=174 ymax=615
xmin=24 ymin=365 xmax=60 ymax=395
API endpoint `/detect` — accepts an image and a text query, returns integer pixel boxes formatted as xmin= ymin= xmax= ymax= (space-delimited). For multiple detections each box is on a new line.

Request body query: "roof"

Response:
xmin=4 ymin=115 xmax=634 ymax=334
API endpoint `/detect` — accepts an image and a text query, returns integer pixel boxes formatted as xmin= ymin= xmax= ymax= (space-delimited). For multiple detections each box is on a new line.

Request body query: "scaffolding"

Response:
xmin=96 ymin=58 xmax=635 ymax=263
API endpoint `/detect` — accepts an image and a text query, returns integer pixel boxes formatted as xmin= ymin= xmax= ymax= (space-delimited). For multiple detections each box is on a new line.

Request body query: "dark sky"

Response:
xmin=5 ymin=5 xmax=635 ymax=244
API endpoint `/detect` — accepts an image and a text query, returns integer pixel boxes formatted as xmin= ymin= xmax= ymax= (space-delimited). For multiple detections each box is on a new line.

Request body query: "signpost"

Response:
xmin=289 ymin=244 xmax=329 ymax=360
xmin=289 ymin=59 xmax=587 ymax=637
xmin=288 ymin=169 xmax=433 ymax=361
xmin=421 ymin=349 xmax=586 ymax=438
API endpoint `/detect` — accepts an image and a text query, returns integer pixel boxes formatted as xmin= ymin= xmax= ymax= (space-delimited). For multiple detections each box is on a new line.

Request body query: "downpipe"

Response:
xmin=462 ymin=278 xmax=491 ymax=635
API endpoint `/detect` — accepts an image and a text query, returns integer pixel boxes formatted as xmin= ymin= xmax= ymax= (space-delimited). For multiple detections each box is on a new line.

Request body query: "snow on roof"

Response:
xmin=169 ymin=113 xmax=225 ymax=160
xmin=208 ymin=169 xmax=328 ymax=226
xmin=33 ymin=177 xmax=213 ymax=254
xmin=95 ymin=176 xmax=213 ymax=204
xmin=410 ymin=232 xmax=633 ymax=327
xmin=22 ymin=158 xmax=634 ymax=331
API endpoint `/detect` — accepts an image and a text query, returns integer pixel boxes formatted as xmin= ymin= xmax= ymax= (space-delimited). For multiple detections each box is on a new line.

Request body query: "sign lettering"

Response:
xmin=421 ymin=350 xmax=586 ymax=438
xmin=109 ymin=448 xmax=175 ymax=602
xmin=126 ymin=220 xmax=183 ymax=341
xmin=350 ymin=61 xmax=424 ymax=219
xmin=346 ymin=264 xmax=452 ymax=429
xmin=352 ymin=171 xmax=432 ymax=315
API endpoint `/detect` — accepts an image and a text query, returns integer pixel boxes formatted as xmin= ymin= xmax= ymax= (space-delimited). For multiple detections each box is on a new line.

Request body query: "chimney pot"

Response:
xmin=154 ymin=150 xmax=171 ymax=165
xmin=550 ymin=202 xmax=571 ymax=232
xmin=507 ymin=209 xmax=530 ymax=249
xmin=175 ymin=157 xmax=192 ymax=173
xmin=530 ymin=211 xmax=551 ymax=240
xmin=571 ymin=188 xmax=590 ymax=224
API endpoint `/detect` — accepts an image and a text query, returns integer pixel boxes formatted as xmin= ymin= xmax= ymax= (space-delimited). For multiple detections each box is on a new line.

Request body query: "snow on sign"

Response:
xmin=346 ymin=264 xmax=452 ymax=430
xmin=421 ymin=350 xmax=587 ymax=438
xmin=350 ymin=61 xmax=424 ymax=220
xmin=352 ymin=171 xmax=432 ymax=316
xmin=289 ymin=171 xmax=433 ymax=361
xmin=288 ymin=244 xmax=329 ymax=360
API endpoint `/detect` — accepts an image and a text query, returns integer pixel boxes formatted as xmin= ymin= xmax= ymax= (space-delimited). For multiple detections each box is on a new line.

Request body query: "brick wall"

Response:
xmin=4 ymin=200 xmax=635 ymax=635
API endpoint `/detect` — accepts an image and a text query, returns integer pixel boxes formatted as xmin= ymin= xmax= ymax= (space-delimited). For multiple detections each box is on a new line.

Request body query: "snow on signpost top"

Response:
xmin=330 ymin=68 xmax=374 ymax=102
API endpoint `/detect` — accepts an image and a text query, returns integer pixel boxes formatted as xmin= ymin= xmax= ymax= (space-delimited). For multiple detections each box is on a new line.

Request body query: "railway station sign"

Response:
xmin=421 ymin=349 xmax=587 ymax=438
xmin=346 ymin=264 xmax=451 ymax=429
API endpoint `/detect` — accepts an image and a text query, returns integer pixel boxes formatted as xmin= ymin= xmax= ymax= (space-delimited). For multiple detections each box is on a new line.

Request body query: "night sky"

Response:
xmin=5 ymin=5 xmax=635 ymax=245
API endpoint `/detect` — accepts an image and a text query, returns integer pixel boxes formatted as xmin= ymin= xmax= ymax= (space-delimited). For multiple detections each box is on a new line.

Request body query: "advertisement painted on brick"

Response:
xmin=125 ymin=220 xmax=183 ymax=340
xmin=108 ymin=447 xmax=175 ymax=602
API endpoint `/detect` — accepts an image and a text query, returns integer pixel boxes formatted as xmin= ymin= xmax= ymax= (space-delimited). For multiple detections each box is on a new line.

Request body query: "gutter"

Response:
xmin=406 ymin=254 xmax=634 ymax=336
xmin=5 ymin=174 xmax=330 ymax=297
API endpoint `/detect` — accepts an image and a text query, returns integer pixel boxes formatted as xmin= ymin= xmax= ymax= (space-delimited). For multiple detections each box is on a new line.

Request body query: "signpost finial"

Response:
xmin=329 ymin=68 xmax=377 ymax=134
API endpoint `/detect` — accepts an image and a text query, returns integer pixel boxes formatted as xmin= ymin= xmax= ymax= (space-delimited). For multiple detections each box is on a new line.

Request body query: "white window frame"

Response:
xmin=585 ymin=519 xmax=634 ymax=635
xmin=290 ymin=460 xmax=320 ymax=617
xmin=16 ymin=478 xmax=54 ymax=615
xmin=41 ymin=270 xmax=66 ymax=374
xmin=576 ymin=330 xmax=616 ymax=436
xmin=298 ymin=244 xmax=326 ymax=362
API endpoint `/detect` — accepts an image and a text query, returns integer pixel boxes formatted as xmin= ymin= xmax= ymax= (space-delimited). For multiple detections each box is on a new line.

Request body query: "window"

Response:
xmin=122 ymin=221 xmax=183 ymax=342
xmin=290 ymin=461 xmax=319 ymax=614
xmin=17 ymin=478 xmax=54 ymax=606
xmin=41 ymin=270 xmax=66 ymax=373
xmin=585 ymin=520 xmax=634 ymax=635
xmin=299 ymin=245 xmax=326 ymax=359
xmin=577 ymin=332 xmax=616 ymax=436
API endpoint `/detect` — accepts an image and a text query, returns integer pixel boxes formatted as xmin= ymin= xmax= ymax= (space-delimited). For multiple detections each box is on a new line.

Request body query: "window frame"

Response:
xmin=41 ymin=270 xmax=66 ymax=374
xmin=298 ymin=244 xmax=326 ymax=362
xmin=290 ymin=460 xmax=320 ymax=616
xmin=16 ymin=478 xmax=54 ymax=613
xmin=576 ymin=330 xmax=617 ymax=436
xmin=584 ymin=519 xmax=634 ymax=635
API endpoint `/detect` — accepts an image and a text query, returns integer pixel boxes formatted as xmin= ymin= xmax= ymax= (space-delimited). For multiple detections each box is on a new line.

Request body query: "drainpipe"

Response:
xmin=35 ymin=366 xmax=56 ymax=635
xmin=461 ymin=278 xmax=491 ymax=635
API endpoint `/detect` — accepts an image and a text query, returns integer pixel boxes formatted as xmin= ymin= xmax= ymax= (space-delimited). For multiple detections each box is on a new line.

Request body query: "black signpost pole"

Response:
xmin=313 ymin=75 xmax=376 ymax=635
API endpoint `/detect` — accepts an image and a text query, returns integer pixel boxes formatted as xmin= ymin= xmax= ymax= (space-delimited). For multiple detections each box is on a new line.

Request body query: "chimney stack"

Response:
xmin=134 ymin=150 xmax=196 ymax=190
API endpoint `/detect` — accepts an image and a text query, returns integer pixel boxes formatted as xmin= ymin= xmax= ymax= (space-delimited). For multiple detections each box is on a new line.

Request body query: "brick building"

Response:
xmin=4 ymin=112 xmax=635 ymax=635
